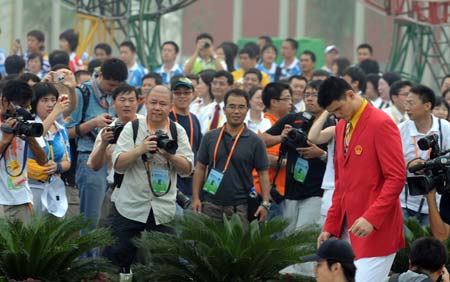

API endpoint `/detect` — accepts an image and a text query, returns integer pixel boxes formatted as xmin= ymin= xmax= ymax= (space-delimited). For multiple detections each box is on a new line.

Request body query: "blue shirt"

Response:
xmin=29 ymin=123 xmax=70 ymax=164
xmin=154 ymin=64 xmax=184 ymax=85
xmin=169 ymin=111 xmax=202 ymax=195
xmin=257 ymin=63 xmax=278 ymax=82
xmin=0 ymin=48 xmax=7 ymax=76
xmin=65 ymin=79 xmax=115 ymax=152
xmin=279 ymin=58 xmax=301 ymax=80
xmin=127 ymin=62 xmax=148 ymax=87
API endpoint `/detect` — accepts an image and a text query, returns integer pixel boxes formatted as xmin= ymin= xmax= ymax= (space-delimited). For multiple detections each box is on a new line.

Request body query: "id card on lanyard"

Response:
xmin=203 ymin=125 xmax=245 ymax=195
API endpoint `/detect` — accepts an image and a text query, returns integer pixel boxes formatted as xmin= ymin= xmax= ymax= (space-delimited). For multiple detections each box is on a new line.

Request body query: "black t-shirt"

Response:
xmin=266 ymin=112 xmax=335 ymax=200
xmin=439 ymin=192 xmax=450 ymax=225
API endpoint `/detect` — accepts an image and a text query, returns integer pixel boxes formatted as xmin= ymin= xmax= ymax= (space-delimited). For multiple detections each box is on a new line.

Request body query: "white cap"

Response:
xmin=41 ymin=177 xmax=68 ymax=218
xmin=325 ymin=45 xmax=338 ymax=54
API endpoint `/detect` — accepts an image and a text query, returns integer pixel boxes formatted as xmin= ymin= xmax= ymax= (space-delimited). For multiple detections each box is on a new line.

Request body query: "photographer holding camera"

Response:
xmin=401 ymin=85 xmax=450 ymax=227
xmin=0 ymin=80 xmax=47 ymax=223
xmin=183 ymin=33 xmax=225 ymax=75
xmin=105 ymin=85 xmax=193 ymax=271
xmin=262 ymin=80 xmax=333 ymax=234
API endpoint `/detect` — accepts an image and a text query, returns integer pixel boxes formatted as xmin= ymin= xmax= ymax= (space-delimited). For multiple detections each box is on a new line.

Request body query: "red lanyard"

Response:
xmin=213 ymin=124 xmax=245 ymax=173
xmin=413 ymin=136 xmax=431 ymax=159
xmin=171 ymin=110 xmax=194 ymax=148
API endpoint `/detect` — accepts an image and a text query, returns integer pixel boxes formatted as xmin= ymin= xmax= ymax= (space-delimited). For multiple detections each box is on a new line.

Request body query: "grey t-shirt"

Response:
xmin=197 ymin=126 xmax=269 ymax=206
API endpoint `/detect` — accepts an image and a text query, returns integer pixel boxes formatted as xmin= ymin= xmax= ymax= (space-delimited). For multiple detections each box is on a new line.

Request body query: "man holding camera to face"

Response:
xmin=402 ymin=85 xmax=450 ymax=238
xmin=183 ymin=33 xmax=225 ymax=75
xmin=106 ymin=85 xmax=193 ymax=272
xmin=0 ymin=80 xmax=47 ymax=223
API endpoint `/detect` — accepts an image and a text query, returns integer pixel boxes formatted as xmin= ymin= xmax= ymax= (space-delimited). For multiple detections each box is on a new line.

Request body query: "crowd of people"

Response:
xmin=1 ymin=28 xmax=450 ymax=282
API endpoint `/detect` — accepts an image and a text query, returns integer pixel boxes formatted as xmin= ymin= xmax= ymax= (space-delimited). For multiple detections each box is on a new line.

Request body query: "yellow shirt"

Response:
xmin=232 ymin=69 xmax=270 ymax=87
xmin=347 ymin=99 xmax=368 ymax=141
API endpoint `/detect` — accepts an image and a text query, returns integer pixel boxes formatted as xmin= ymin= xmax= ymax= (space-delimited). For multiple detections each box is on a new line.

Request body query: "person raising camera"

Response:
xmin=0 ymin=80 xmax=47 ymax=223
xmin=104 ymin=85 xmax=193 ymax=272
xmin=401 ymin=85 xmax=450 ymax=226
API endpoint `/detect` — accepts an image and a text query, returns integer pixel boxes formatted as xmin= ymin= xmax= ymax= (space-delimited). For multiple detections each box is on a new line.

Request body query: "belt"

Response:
xmin=78 ymin=151 xmax=92 ymax=154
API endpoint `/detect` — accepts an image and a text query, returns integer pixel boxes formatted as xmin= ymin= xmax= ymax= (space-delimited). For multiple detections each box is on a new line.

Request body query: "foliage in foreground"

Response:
xmin=133 ymin=212 xmax=319 ymax=282
xmin=0 ymin=215 xmax=115 ymax=282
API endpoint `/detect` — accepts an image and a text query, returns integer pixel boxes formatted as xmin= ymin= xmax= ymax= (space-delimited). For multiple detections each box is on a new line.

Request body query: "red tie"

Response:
xmin=209 ymin=104 xmax=221 ymax=130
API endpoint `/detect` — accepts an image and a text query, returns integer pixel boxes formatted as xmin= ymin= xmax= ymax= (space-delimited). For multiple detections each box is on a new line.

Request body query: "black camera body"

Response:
xmin=284 ymin=112 xmax=314 ymax=149
xmin=150 ymin=130 xmax=178 ymax=155
xmin=108 ymin=122 xmax=125 ymax=144
xmin=407 ymin=134 xmax=450 ymax=195
xmin=202 ymin=42 xmax=211 ymax=49
xmin=1 ymin=108 xmax=43 ymax=137
xmin=176 ymin=189 xmax=191 ymax=209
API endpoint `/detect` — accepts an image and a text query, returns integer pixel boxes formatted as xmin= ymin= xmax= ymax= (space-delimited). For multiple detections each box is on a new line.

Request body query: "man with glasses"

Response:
xmin=198 ymin=70 xmax=233 ymax=134
xmin=192 ymin=89 xmax=271 ymax=227
xmin=382 ymin=80 xmax=412 ymax=126
xmin=168 ymin=77 xmax=202 ymax=202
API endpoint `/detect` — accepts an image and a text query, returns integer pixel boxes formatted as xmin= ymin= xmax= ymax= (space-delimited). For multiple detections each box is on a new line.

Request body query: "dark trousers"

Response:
xmin=103 ymin=204 xmax=174 ymax=272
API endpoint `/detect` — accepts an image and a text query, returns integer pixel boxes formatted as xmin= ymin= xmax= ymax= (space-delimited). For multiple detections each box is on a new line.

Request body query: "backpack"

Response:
xmin=113 ymin=119 xmax=178 ymax=188
xmin=388 ymin=273 xmax=432 ymax=282
xmin=61 ymin=84 xmax=91 ymax=187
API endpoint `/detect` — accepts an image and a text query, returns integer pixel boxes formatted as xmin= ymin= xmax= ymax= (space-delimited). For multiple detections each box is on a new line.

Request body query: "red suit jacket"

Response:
xmin=323 ymin=103 xmax=406 ymax=259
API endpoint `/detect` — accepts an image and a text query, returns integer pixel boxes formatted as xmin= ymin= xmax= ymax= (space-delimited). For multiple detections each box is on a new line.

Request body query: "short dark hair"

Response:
xmin=27 ymin=30 xmax=45 ymax=43
xmin=5 ymin=55 xmax=25 ymax=75
xmin=18 ymin=73 xmax=41 ymax=84
xmin=261 ymin=44 xmax=278 ymax=56
xmin=244 ymin=68 xmax=262 ymax=82
xmin=198 ymin=69 xmax=216 ymax=100
xmin=285 ymin=38 xmax=298 ymax=50
xmin=74 ymin=70 xmax=91 ymax=81
xmin=49 ymin=50 xmax=70 ymax=67
xmin=94 ymin=43 xmax=112 ymax=56
xmin=359 ymin=59 xmax=379 ymax=75
xmin=326 ymin=260 xmax=356 ymax=282
xmin=410 ymin=84 xmax=436 ymax=110
xmin=410 ymin=237 xmax=448 ymax=273
xmin=59 ymin=29 xmax=79 ymax=52
xmin=161 ymin=41 xmax=180 ymax=54
xmin=100 ymin=58 xmax=128 ymax=82
xmin=88 ymin=59 xmax=102 ymax=74
xmin=239 ymin=47 xmax=257 ymax=60
xmin=224 ymin=88 xmax=250 ymax=108
xmin=381 ymin=72 xmax=402 ymax=86
xmin=262 ymin=82 xmax=291 ymax=109
xmin=186 ymin=73 xmax=199 ymax=85
xmin=343 ymin=66 xmax=367 ymax=93
xmin=112 ymin=83 xmax=138 ymax=100
xmin=28 ymin=52 xmax=43 ymax=67
xmin=435 ymin=96 xmax=450 ymax=119
xmin=334 ymin=57 xmax=351 ymax=77
xmin=51 ymin=64 xmax=71 ymax=72
xmin=196 ymin=33 xmax=213 ymax=43
xmin=301 ymin=50 xmax=316 ymax=62
xmin=288 ymin=75 xmax=308 ymax=84
xmin=258 ymin=35 xmax=272 ymax=45
xmin=243 ymin=42 xmax=260 ymax=60
xmin=248 ymin=86 xmax=263 ymax=100
xmin=357 ymin=43 xmax=373 ymax=54
xmin=306 ymin=80 xmax=323 ymax=92
xmin=120 ymin=41 xmax=137 ymax=53
xmin=2 ymin=79 xmax=33 ymax=104
xmin=318 ymin=77 xmax=353 ymax=109
xmin=312 ymin=70 xmax=330 ymax=80
xmin=389 ymin=80 xmax=413 ymax=99
xmin=31 ymin=82 xmax=59 ymax=114
xmin=214 ymin=70 xmax=233 ymax=85
xmin=366 ymin=73 xmax=380 ymax=95
xmin=142 ymin=72 xmax=163 ymax=85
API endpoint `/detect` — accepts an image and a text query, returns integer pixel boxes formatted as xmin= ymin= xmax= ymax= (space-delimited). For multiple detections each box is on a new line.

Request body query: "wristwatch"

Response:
xmin=320 ymin=151 xmax=328 ymax=162
xmin=261 ymin=201 xmax=271 ymax=211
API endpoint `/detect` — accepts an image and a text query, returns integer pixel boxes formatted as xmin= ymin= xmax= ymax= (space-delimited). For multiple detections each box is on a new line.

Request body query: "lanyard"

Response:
xmin=146 ymin=118 xmax=169 ymax=135
xmin=90 ymin=79 xmax=108 ymax=109
xmin=213 ymin=124 xmax=245 ymax=173
xmin=413 ymin=136 xmax=431 ymax=159
xmin=171 ymin=110 xmax=193 ymax=148
xmin=391 ymin=107 xmax=399 ymax=124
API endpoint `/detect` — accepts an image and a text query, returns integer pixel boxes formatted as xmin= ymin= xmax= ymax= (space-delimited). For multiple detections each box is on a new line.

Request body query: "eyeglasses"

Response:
xmin=276 ymin=97 xmax=292 ymax=102
xmin=173 ymin=90 xmax=193 ymax=96
xmin=225 ymin=104 xmax=248 ymax=111
xmin=304 ymin=92 xmax=318 ymax=98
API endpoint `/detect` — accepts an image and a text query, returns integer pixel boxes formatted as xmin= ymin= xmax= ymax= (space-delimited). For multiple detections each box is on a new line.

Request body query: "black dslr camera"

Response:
xmin=150 ymin=130 xmax=178 ymax=155
xmin=407 ymin=134 xmax=450 ymax=195
xmin=108 ymin=122 xmax=125 ymax=144
xmin=1 ymin=107 xmax=43 ymax=137
xmin=284 ymin=112 xmax=314 ymax=149
xmin=176 ymin=189 xmax=191 ymax=209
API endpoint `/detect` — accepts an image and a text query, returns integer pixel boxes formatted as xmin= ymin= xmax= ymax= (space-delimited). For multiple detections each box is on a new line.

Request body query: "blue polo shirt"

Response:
xmin=65 ymin=79 xmax=115 ymax=152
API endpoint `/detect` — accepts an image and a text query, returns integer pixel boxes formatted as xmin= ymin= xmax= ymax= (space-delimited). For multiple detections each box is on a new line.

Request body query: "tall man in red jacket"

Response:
xmin=316 ymin=77 xmax=406 ymax=282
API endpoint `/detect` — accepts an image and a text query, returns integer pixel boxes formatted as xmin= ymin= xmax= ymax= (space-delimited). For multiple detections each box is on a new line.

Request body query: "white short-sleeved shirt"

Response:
xmin=399 ymin=115 xmax=450 ymax=213
xmin=244 ymin=112 xmax=272 ymax=134
xmin=112 ymin=117 xmax=194 ymax=224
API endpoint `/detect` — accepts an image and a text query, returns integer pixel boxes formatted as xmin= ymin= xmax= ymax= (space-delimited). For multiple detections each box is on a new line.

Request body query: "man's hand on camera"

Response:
xmin=139 ymin=136 xmax=158 ymax=155
xmin=94 ymin=114 xmax=113 ymax=129
xmin=296 ymin=141 xmax=325 ymax=159
xmin=1 ymin=118 xmax=18 ymax=144
xmin=100 ymin=127 xmax=114 ymax=145
xmin=407 ymin=158 xmax=426 ymax=175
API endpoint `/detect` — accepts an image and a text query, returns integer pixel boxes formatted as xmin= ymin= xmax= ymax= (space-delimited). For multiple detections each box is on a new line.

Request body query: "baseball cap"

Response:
xmin=41 ymin=176 xmax=68 ymax=218
xmin=171 ymin=77 xmax=194 ymax=91
xmin=325 ymin=45 xmax=338 ymax=54
xmin=300 ymin=238 xmax=355 ymax=263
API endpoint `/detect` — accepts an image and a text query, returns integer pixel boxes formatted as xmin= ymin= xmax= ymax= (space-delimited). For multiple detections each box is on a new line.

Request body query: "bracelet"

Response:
xmin=55 ymin=162 xmax=63 ymax=174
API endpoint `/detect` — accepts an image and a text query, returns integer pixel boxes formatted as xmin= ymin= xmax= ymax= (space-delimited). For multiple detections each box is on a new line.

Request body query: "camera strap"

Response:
xmin=272 ymin=151 xmax=285 ymax=186
xmin=141 ymin=154 xmax=172 ymax=197
xmin=1 ymin=138 xmax=28 ymax=178
xmin=213 ymin=124 xmax=245 ymax=173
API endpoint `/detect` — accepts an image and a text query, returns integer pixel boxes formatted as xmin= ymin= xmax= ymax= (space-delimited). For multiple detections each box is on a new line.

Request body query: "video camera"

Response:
xmin=407 ymin=134 xmax=450 ymax=195
xmin=150 ymin=130 xmax=178 ymax=155
xmin=1 ymin=107 xmax=43 ymax=137
xmin=283 ymin=112 xmax=314 ymax=149
xmin=108 ymin=122 xmax=125 ymax=144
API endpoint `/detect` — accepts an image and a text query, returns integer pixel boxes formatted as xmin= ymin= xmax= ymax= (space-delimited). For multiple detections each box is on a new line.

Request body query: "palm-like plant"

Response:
xmin=0 ymin=215 xmax=115 ymax=282
xmin=133 ymin=212 xmax=319 ymax=282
